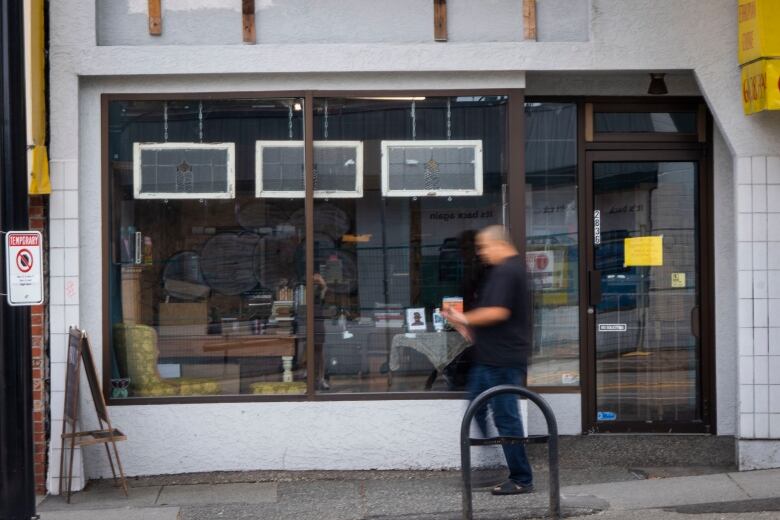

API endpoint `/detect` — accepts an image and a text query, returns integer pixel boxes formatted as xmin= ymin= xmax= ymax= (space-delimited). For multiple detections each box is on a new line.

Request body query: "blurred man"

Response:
xmin=442 ymin=224 xmax=533 ymax=495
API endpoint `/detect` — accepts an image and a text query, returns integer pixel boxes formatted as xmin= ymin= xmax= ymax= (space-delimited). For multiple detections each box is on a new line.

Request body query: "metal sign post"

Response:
xmin=0 ymin=0 xmax=36 ymax=518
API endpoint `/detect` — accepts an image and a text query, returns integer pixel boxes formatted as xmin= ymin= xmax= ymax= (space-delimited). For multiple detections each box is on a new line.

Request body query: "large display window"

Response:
xmin=524 ymin=102 xmax=580 ymax=387
xmin=108 ymin=98 xmax=308 ymax=398
xmin=310 ymin=97 xmax=507 ymax=393
xmin=105 ymin=92 xmax=581 ymax=402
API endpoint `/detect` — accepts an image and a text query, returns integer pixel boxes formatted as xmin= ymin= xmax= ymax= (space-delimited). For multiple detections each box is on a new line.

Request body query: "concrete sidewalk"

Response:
xmin=36 ymin=467 xmax=780 ymax=520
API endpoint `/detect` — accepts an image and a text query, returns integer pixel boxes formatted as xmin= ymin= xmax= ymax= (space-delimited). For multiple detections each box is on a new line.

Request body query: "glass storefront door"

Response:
xmin=585 ymin=151 xmax=710 ymax=432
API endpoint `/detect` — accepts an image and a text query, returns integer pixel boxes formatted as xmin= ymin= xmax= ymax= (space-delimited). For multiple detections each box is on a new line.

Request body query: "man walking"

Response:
xmin=442 ymin=224 xmax=533 ymax=495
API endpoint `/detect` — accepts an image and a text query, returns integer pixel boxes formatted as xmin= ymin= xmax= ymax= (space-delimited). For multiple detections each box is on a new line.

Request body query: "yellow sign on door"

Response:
xmin=671 ymin=272 xmax=686 ymax=288
xmin=738 ymin=0 xmax=780 ymax=65
xmin=624 ymin=236 xmax=663 ymax=267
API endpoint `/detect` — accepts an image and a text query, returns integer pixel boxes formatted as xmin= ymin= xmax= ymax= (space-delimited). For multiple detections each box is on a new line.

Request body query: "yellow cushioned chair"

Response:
xmin=114 ymin=323 xmax=222 ymax=397
xmin=250 ymin=381 xmax=306 ymax=395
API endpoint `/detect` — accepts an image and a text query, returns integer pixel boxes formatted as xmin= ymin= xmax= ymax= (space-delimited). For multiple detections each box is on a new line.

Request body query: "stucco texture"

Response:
xmin=82 ymin=401 xmax=520 ymax=478
xmin=46 ymin=0 xmax=780 ymax=487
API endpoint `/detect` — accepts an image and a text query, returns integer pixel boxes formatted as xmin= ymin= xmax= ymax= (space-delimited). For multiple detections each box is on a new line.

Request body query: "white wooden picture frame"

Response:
xmin=381 ymin=140 xmax=483 ymax=197
xmin=133 ymin=142 xmax=235 ymax=200
xmin=255 ymin=140 xmax=364 ymax=198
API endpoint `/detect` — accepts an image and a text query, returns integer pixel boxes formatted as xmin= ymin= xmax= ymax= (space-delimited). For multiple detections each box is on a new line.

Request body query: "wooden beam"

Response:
xmin=148 ymin=0 xmax=162 ymax=36
xmin=243 ymin=0 xmax=256 ymax=44
xmin=523 ymin=0 xmax=537 ymax=41
xmin=434 ymin=0 xmax=447 ymax=42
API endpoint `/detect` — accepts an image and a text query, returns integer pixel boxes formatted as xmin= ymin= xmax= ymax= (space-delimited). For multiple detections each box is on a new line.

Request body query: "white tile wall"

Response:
xmin=739 ymin=242 xmax=753 ymax=270
xmin=741 ymin=384 xmax=754 ymax=413
xmin=754 ymin=214 xmax=768 ymax=242
xmin=50 ymin=220 xmax=65 ymax=248
xmin=771 ymin=329 xmax=780 ymax=355
xmin=768 ymin=185 xmax=780 ymax=212
xmin=753 ymin=157 xmax=767 ymax=184
xmin=768 ymin=157 xmax=780 ymax=184
xmin=48 ymin=155 xmax=84 ymax=494
xmin=755 ymin=357 xmax=769 ymax=385
xmin=738 ymin=157 xmax=752 ymax=185
xmin=741 ymin=356 xmax=755 ymax=384
xmin=740 ymin=299 xmax=754 ymax=328
xmin=64 ymin=248 xmax=79 ymax=277
xmin=756 ymin=413 xmax=770 ymax=438
xmin=770 ymin=414 xmax=780 ymax=437
xmin=740 ymin=327 xmax=754 ymax=356
xmin=755 ymin=328 xmax=769 ymax=355
xmin=770 ymin=385 xmax=780 ymax=413
xmin=753 ymin=185 xmax=767 ymax=213
xmin=770 ymin=300 xmax=780 ymax=327
xmin=769 ymin=214 xmax=780 ymax=241
xmin=741 ymin=413 xmax=755 ymax=437
xmin=755 ymin=385 xmax=769 ymax=413
xmin=754 ymin=271 xmax=768 ymax=299
xmin=754 ymin=242 xmax=768 ymax=270
xmin=737 ymin=156 xmax=780 ymax=440
xmin=769 ymin=271 xmax=780 ymax=298
xmin=755 ymin=299 xmax=768 ymax=328
xmin=738 ymin=214 xmax=752 ymax=241
xmin=768 ymin=243 xmax=780 ymax=269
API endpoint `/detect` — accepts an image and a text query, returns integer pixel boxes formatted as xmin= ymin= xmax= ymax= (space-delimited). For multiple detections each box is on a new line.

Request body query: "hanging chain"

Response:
xmin=446 ymin=97 xmax=452 ymax=140
xmin=324 ymin=99 xmax=329 ymax=140
xmin=288 ymin=105 xmax=293 ymax=140
xmin=411 ymin=101 xmax=416 ymax=140
xmin=163 ymin=101 xmax=169 ymax=142
xmin=198 ymin=101 xmax=204 ymax=142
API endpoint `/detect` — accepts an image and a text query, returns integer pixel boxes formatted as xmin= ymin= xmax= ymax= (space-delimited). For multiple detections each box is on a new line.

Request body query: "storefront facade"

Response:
xmin=47 ymin=0 xmax=780 ymax=492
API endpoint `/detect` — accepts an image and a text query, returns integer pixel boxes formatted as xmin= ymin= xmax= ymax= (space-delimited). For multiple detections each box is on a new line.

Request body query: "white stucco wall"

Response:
xmin=47 ymin=0 xmax=780 ymax=490
xmin=713 ymin=125 xmax=738 ymax=437
xmin=96 ymin=0 xmax=587 ymax=46
xmin=81 ymin=401 xmax=535 ymax=477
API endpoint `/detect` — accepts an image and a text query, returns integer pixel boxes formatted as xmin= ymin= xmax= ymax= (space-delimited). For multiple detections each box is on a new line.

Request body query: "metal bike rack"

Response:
xmin=460 ymin=384 xmax=560 ymax=520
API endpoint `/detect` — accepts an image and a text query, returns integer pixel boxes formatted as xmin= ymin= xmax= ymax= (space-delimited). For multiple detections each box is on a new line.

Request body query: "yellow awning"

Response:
xmin=27 ymin=0 xmax=50 ymax=195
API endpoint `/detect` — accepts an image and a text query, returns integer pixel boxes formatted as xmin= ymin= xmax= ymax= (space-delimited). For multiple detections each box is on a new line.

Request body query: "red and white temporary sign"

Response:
xmin=5 ymin=231 xmax=43 ymax=306
xmin=525 ymin=250 xmax=555 ymax=287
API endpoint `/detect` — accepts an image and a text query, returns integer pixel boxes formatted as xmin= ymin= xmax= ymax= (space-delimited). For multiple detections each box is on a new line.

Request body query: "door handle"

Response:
xmin=691 ymin=305 xmax=700 ymax=338
xmin=589 ymin=270 xmax=602 ymax=306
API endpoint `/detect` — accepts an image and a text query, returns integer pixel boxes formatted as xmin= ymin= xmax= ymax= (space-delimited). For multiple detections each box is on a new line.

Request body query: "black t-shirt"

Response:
xmin=472 ymin=255 xmax=531 ymax=368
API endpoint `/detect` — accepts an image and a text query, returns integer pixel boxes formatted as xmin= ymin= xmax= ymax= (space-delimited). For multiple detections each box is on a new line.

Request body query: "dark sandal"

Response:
xmin=491 ymin=480 xmax=534 ymax=495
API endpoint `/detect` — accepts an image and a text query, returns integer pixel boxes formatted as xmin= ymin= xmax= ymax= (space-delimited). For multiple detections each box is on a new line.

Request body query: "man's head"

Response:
xmin=476 ymin=225 xmax=518 ymax=265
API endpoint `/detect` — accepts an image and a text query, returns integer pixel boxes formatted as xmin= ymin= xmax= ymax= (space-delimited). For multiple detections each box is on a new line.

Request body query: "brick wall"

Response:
xmin=29 ymin=195 xmax=48 ymax=495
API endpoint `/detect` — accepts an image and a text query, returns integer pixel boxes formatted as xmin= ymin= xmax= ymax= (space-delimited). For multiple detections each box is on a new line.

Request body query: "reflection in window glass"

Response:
xmin=594 ymin=112 xmax=697 ymax=134
xmin=312 ymin=97 xmax=507 ymax=393
xmin=525 ymin=102 xmax=580 ymax=386
xmin=109 ymin=99 xmax=307 ymax=398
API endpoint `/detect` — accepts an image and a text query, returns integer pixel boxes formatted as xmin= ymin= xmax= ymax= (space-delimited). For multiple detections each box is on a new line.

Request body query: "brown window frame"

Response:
xmin=101 ymin=89 xmax=541 ymax=406
xmin=585 ymin=99 xmax=707 ymax=144
xmin=578 ymin=96 xmax=716 ymax=434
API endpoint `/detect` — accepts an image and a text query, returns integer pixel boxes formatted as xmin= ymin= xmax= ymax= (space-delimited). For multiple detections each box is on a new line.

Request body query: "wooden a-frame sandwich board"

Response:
xmin=59 ymin=327 xmax=128 ymax=502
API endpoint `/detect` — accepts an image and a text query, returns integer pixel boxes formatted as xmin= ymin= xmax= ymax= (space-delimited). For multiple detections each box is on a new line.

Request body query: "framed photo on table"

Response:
xmin=406 ymin=307 xmax=427 ymax=332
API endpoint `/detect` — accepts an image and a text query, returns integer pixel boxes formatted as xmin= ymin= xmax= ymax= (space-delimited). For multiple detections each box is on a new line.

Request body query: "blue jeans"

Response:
xmin=468 ymin=363 xmax=533 ymax=486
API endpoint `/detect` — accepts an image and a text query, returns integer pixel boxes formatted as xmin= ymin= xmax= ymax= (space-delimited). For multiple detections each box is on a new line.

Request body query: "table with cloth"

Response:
xmin=389 ymin=330 xmax=471 ymax=389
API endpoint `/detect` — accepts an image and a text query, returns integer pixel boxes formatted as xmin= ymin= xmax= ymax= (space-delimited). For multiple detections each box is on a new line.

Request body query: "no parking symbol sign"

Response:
xmin=5 ymin=231 xmax=43 ymax=306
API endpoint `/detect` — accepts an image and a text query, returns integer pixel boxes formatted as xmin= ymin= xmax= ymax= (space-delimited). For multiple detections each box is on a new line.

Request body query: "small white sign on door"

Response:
xmin=598 ymin=323 xmax=627 ymax=332
xmin=5 ymin=231 xmax=44 ymax=306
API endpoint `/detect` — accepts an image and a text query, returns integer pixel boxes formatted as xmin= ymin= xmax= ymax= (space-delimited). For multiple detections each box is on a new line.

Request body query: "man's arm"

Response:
xmin=442 ymin=306 xmax=510 ymax=327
